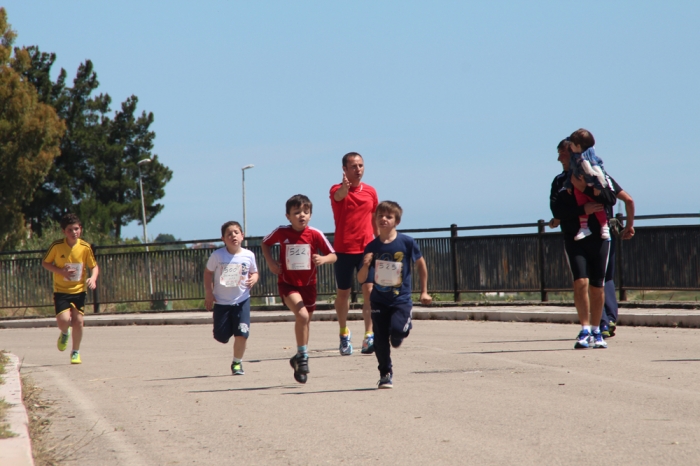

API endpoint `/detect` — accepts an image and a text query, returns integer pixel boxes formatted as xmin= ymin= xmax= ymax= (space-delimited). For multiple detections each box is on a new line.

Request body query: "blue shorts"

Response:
xmin=212 ymin=299 xmax=250 ymax=343
xmin=370 ymin=300 xmax=413 ymax=339
xmin=334 ymin=253 xmax=374 ymax=290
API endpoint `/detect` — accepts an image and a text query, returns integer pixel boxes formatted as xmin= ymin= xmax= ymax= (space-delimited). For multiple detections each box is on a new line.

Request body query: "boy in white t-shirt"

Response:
xmin=204 ymin=221 xmax=259 ymax=375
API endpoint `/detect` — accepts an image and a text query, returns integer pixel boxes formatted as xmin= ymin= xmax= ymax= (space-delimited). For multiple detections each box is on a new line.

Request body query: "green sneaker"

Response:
xmin=70 ymin=351 xmax=81 ymax=364
xmin=608 ymin=321 xmax=617 ymax=337
xmin=231 ymin=361 xmax=245 ymax=375
xmin=57 ymin=330 xmax=70 ymax=352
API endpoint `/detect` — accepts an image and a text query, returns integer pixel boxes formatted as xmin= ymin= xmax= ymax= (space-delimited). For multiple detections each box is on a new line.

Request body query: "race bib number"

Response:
xmin=286 ymin=244 xmax=311 ymax=270
xmin=63 ymin=263 xmax=84 ymax=282
xmin=375 ymin=260 xmax=402 ymax=287
xmin=219 ymin=263 xmax=242 ymax=287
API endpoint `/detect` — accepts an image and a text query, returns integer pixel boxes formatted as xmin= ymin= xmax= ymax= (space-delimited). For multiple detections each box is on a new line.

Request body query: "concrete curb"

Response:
xmin=1 ymin=307 xmax=699 ymax=329
xmin=0 ymin=353 xmax=34 ymax=466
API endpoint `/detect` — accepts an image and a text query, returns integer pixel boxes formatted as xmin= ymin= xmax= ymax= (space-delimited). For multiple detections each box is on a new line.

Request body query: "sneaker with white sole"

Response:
xmin=574 ymin=329 xmax=591 ymax=349
xmin=600 ymin=225 xmax=610 ymax=240
xmin=57 ymin=329 xmax=70 ymax=352
xmin=289 ymin=354 xmax=309 ymax=384
xmin=592 ymin=331 xmax=608 ymax=348
xmin=574 ymin=227 xmax=592 ymax=241
xmin=231 ymin=361 xmax=245 ymax=375
xmin=377 ymin=373 xmax=393 ymax=389
xmin=361 ymin=334 xmax=375 ymax=354
xmin=339 ymin=331 xmax=353 ymax=355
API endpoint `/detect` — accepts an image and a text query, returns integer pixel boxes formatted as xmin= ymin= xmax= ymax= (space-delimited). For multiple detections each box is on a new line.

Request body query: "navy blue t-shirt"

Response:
xmin=364 ymin=233 xmax=422 ymax=305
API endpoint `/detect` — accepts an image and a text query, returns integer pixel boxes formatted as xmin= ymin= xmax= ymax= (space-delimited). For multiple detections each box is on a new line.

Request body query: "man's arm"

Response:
xmin=617 ymin=189 xmax=635 ymax=239
xmin=415 ymin=257 xmax=432 ymax=305
xmin=332 ymin=174 xmax=351 ymax=202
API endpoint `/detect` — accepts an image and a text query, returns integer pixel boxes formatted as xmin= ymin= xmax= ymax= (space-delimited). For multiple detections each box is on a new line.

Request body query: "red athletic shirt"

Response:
xmin=329 ymin=182 xmax=378 ymax=254
xmin=262 ymin=225 xmax=335 ymax=286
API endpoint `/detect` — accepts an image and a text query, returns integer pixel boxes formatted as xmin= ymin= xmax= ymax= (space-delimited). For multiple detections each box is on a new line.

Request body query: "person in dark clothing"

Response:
xmin=549 ymin=136 xmax=617 ymax=349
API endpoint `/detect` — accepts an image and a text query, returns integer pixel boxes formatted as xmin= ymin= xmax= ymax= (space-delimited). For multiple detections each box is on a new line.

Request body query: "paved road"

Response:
xmin=3 ymin=320 xmax=700 ymax=465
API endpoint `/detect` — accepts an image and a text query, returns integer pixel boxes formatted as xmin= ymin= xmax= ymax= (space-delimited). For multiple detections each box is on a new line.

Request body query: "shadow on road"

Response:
xmin=189 ymin=384 xmax=299 ymax=393
xmin=651 ymin=359 xmax=700 ymax=362
xmin=460 ymin=348 xmax=571 ymax=354
xmin=479 ymin=338 xmax=572 ymax=344
xmin=282 ymin=387 xmax=377 ymax=395
xmin=145 ymin=374 xmax=232 ymax=382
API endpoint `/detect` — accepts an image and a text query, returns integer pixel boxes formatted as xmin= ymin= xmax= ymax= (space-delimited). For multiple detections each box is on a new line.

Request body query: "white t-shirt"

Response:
xmin=206 ymin=247 xmax=258 ymax=305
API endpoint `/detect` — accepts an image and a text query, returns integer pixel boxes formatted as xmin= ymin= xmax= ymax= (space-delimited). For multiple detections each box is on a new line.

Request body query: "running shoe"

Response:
xmin=377 ymin=373 xmax=393 ymax=389
xmin=574 ymin=329 xmax=591 ymax=349
xmin=339 ymin=331 xmax=353 ymax=355
xmin=70 ymin=351 xmax=82 ymax=364
xmin=390 ymin=336 xmax=404 ymax=348
xmin=600 ymin=226 xmax=611 ymax=240
xmin=608 ymin=321 xmax=617 ymax=337
xmin=574 ymin=227 xmax=592 ymax=241
xmin=591 ymin=331 xmax=608 ymax=349
xmin=231 ymin=361 xmax=245 ymax=375
xmin=289 ymin=354 xmax=308 ymax=384
xmin=57 ymin=330 xmax=70 ymax=352
xmin=601 ymin=323 xmax=611 ymax=338
xmin=361 ymin=334 xmax=375 ymax=354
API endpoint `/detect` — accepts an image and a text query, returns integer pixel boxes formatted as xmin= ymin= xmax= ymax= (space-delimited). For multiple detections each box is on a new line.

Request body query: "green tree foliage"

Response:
xmin=0 ymin=9 xmax=65 ymax=250
xmin=12 ymin=28 xmax=173 ymax=241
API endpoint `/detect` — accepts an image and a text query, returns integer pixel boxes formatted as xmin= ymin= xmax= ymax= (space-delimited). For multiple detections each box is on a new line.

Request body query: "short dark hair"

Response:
xmin=286 ymin=194 xmax=313 ymax=214
xmin=569 ymin=129 xmax=595 ymax=151
xmin=221 ymin=221 xmax=243 ymax=237
xmin=60 ymin=213 xmax=81 ymax=230
xmin=342 ymin=152 xmax=363 ymax=167
xmin=557 ymin=138 xmax=571 ymax=151
xmin=375 ymin=200 xmax=403 ymax=224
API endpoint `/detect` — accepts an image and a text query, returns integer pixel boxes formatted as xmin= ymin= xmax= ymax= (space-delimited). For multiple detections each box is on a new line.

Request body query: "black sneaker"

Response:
xmin=390 ymin=336 xmax=404 ymax=348
xmin=377 ymin=373 xmax=393 ymax=389
xmin=289 ymin=354 xmax=308 ymax=384
xmin=231 ymin=361 xmax=245 ymax=375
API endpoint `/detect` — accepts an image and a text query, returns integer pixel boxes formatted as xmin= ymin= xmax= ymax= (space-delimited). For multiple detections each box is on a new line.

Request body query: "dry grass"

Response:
xmin=0 ymin=350 xmax=16 ymax=439
xmin=22 ymin=374 xmax=108 ymax=466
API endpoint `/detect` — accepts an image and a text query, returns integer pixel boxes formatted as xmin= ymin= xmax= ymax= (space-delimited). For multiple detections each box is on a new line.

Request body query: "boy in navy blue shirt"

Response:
xmin=358 ymin=201 xmax=431 ymax=389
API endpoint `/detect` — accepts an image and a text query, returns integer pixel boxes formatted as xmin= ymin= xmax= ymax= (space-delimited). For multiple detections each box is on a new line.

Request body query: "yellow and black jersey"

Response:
xmin=43 ymin=239 xmax=98 ymax=294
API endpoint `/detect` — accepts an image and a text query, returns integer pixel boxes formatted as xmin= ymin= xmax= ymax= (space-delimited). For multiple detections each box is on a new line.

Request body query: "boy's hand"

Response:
xmin=204 ymin=292 xmax=215 ymax=311
xmin=244 ymin=273 xmax=258 ymax=288
xmin=362 ymin=252 xmax=373 ymax=268
xmin=60 ymin=265 xmax=76 ymax=280
xmin=86 ymin=276 xmax=97 ymax=290
xmin=312 ymin=254 xmax=324 ymax=266
xmin=548 ymin=218 xmax=560 ymax=229
xmin=420 ymin=292 xmax=432 ymax=306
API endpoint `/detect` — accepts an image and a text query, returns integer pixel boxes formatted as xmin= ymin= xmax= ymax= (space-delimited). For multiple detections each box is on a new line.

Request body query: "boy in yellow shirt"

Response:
xmin=42 ymin=214 xmax=99 ymax=364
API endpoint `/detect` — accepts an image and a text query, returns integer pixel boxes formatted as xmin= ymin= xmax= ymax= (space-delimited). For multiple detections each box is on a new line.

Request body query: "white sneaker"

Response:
xmin=600 ymin=226 xmax=610 ymax=240
xmin=574 ymin=227 xmax=592 ymax=241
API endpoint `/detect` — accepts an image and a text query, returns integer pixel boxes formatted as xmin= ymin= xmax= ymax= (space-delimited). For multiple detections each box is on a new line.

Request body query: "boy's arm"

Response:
xmin=42 ymin=261 xmax=74 ymax=280
xmin=357 ymin=252 xmax=373 ymax=284
xmin=203 ymin=268 xmax=215 ymax=311
xmin=244 ymin=272 xmax=259 ymax=288
xmin=312 ymin=252 xmax=337 ymax=266
xmin=86 ymin=265 xmax=99 ymax=290
xmin=261 ymin=243 xmax=281 ymax=275
xmin=415 ymin=257 xmax=432 ymax=306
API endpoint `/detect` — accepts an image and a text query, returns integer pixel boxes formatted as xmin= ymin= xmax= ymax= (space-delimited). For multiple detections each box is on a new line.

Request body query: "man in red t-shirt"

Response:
xmin=330 ymin=152 xmax=379 ymax=356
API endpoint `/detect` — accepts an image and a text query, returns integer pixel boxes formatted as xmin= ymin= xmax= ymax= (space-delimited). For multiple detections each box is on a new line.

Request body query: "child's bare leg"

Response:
xmin=56 ymin=310 xmax=71 ymax=334
xmin=283 ymin=293 xmax=310 ymax=347
xmin=233 ymin=336 xmax=247 ymax=360
xmin=70 ymin=307 xmax=84 ymax=351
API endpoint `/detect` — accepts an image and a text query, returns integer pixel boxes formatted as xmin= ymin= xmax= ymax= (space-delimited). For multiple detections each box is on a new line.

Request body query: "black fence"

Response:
xmin=1 ymin=214 xmax=698 ymax=312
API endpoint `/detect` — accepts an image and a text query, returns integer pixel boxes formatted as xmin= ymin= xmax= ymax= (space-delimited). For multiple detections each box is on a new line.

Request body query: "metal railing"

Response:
xmin=1 ymin=213 xmax=698 ymax=312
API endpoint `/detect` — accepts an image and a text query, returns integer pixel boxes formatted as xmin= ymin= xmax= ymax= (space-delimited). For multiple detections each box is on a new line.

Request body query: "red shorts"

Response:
xmin=278 ymin=283 xmax=317 ymax=313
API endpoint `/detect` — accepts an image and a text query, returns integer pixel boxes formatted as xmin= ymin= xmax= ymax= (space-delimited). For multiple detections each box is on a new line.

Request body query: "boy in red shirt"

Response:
xmin=262 ymin=194 xmax=337 ymax=384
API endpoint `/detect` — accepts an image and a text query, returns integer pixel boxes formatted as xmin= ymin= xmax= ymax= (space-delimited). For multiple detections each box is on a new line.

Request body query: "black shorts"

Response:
xmin=334 ymin=253 xmax=374 ymax=290
xmin=53 ymin=292 xmax=86 ymax=316
xmin=564 ymin=236 xmax=611 ymax=288
xmin=370 ymin=300 xmax=413 ymax=338
xmin=212 ymin=299 xmax=251 ymax=344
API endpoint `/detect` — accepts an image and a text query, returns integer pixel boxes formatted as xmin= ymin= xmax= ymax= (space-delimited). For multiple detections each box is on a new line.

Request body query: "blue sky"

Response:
xmin=5 ymin=1 xmax=699 ymax=240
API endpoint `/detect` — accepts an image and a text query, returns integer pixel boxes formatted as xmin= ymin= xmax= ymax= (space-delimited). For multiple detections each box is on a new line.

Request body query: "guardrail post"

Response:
xmin=92 ymin=244 xmax=100 ymax=314
xmin=450 ymin=224 xmax=460 ymax=302
xmin=616 ymin=213 xmax=627 ymax=301
xmin=537 ymin=219 xmax=548 ymax=302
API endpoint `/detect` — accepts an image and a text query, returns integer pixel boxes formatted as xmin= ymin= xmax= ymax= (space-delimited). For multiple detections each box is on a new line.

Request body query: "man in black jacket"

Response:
xmin=549 ymin=137 xmax=617 ymax=349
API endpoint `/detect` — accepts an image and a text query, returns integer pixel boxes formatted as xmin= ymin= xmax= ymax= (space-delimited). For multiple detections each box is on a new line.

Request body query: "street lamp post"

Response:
xmin=242 ymin=164 xmax=254 ymax=237
xmin=138 ymin=158 xmax=154 ymax=297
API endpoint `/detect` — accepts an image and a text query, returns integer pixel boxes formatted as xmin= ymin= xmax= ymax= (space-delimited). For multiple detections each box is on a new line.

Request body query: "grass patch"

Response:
xmin=0 ymin=350 xmax=17 ymax=439
xmin=22 ymin=375 xmax=62 ymax=466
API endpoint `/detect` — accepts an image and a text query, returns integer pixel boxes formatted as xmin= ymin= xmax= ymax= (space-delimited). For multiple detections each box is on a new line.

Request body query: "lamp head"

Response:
xmin=138 ymin=158 xmax=152 ymax=166
xmin=242 ymin=164 xmax=254 ymax=170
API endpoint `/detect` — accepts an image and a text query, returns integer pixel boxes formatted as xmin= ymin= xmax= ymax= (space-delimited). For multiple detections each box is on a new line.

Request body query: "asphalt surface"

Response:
xmin=2 ymin=316 xmax=700 ymax=465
